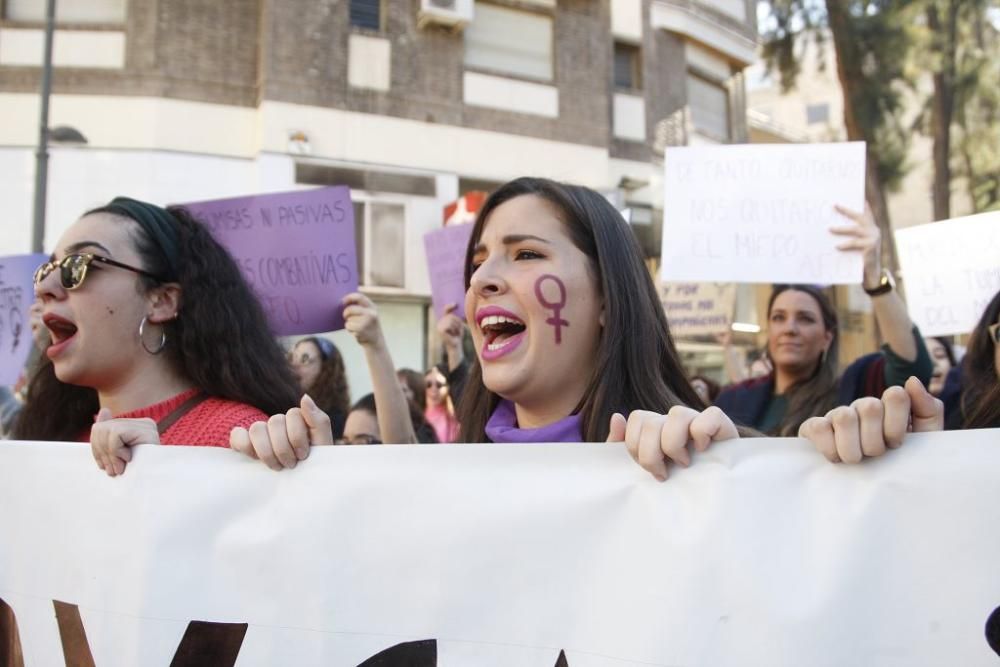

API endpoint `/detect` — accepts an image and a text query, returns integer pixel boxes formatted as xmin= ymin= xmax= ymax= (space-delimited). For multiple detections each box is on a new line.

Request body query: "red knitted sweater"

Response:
xmin=88 ymin=389 xmax=268 ymax=447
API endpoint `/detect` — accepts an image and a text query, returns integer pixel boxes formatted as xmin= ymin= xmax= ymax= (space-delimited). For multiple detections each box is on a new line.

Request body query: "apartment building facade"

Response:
xmin=0 ymin=0 xmax=757 ymax=397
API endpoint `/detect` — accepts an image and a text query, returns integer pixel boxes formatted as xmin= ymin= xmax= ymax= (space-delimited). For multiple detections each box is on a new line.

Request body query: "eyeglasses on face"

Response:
xmin=988 ymin=321 xmax=1000 ymax=345
xmin=336 ymin=434 xmax=382 ymax=445
xmin=34 ymin=253 xmax=163 ymax=290
xmin=288 ymin=353 xmax=320 ymax=366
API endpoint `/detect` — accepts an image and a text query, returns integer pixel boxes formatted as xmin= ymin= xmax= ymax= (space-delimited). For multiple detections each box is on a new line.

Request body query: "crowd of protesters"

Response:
xmin=4 ymin=178 xmax=997 ymax=481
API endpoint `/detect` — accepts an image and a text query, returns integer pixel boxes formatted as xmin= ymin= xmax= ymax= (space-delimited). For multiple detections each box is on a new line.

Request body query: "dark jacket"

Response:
xmin=940 ymin=366 xmax=964 ymax=430
xmin=715 ymin=352 xmax=889 ymax=431
xmin=716 ymin=327 xmax=933 ymax=432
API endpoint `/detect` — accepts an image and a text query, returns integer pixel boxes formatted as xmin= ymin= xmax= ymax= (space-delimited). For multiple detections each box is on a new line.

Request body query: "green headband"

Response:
xmin=103 ymin=197 xmax=181 ymax=280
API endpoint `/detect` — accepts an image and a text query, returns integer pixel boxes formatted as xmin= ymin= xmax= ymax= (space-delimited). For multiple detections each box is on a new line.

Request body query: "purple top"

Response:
xmin=485 ymin=400 xmax=583 ymax=443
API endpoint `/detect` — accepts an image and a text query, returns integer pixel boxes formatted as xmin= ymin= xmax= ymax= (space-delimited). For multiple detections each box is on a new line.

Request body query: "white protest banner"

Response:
xmin=895 ymin=211 xmax=1000 ymax=337
xmin=661 ymin=142 xmax=866 ymax=284
xmin=2 ymin=432 xmax=999 ymax=666
xmin=659 ymin=282 xmax=736 ymax=337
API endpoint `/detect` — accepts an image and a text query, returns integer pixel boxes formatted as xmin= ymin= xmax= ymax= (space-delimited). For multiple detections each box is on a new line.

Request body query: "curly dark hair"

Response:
xmin=296 ymin=336 xmax=350 ymax=426
xmin=14 ymin=202 xmax=300 ymax=440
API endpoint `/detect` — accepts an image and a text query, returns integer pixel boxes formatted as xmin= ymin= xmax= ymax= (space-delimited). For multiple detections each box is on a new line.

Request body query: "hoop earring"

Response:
xmin=139 ymin=315 xmax=167 ymax=355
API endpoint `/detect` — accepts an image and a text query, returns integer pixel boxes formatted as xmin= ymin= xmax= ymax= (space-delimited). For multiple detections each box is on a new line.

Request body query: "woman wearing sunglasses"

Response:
xmin=288 ymin=336 xmax=350 ymax=441
xmin=13 ymin=197 xmax=301 ymax=475
xmin=424 ymin=364 xmax=459 ymax=443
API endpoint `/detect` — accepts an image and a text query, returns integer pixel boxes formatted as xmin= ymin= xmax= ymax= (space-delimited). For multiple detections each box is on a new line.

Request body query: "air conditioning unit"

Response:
xmin=418 ymin=0 xmax=473 ymax=30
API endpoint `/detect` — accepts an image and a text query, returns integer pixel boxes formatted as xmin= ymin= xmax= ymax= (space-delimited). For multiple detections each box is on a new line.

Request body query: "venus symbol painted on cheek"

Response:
xmin=534 ymin=274 xmax=568 ymax=344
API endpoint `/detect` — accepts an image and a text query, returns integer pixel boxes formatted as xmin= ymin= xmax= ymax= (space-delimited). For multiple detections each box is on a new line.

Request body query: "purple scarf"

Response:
xmin=484 ymin=400 xmax=583 ymax=443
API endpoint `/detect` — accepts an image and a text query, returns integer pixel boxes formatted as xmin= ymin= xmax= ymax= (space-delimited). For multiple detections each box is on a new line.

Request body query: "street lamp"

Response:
xmin=49 ymin=125 xmax=88 ymax=145
xmin=31 ymin=0 xmax=57 ymax=253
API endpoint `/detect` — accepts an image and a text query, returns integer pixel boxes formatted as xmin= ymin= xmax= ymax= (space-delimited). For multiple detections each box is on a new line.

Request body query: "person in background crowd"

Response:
xmin=715 ymin=206 xmax=933 ymax=436
xmin=288 ymin=336 xmax=350 ymax=440
xmin=232 ymin=292 xmax=425 ymax=468
xmin=0 ymin=301 xmax=48 ymax=438
xmin=424 ymin=364 xmax=459 ymax=443
xmin=0 ymin=388 xmax=20 ymax=439
xmin=690 ymin=375 xmax=721 ymax=406
xmin=14 ymin=197 xmax=300 ymax=475
xmin=396 ymin=368 xmax=425 ymax=409
xmin=436 ymin=303 xmax=471 ymax=407
xmin=924 ymin=336 xmax=957 ymax=396
xmin=338 ymin=393 xmax=438 ymax=445
xmin=939 ymin=288 xmax=1000 ymax=430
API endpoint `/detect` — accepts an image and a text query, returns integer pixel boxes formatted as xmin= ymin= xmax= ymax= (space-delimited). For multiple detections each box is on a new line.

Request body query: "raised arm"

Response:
xmin=832 ymin=205 xmax=926 ymax=364
xmin=436 ymin=303 xmax=466 ymax=372
xmin=343 ymin=292 xmax=418 ymax=445
xmin=714 ymin=330 xmax=747 ymax=385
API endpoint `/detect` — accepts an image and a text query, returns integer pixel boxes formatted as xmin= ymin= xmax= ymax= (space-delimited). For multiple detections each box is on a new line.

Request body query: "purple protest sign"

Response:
xmin=180 ymin=187 xmax=357 ymax=335
xmin=0 ymin=253 xmax=47 ymax=385
xmin=424 ymin=223 xmax=474 ymax=321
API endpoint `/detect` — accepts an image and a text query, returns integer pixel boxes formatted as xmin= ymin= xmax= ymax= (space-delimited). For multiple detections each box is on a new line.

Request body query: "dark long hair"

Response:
xmin=959 ymin=289 xmax=1000 ymax=429
xmin=765 ymin=284 xmax=840 ymax=436
xmin=298 ymin=336 xmax=350 ymax=419
xmin=14 ymin=202 xmax=300 ymax=440
xmin=930 ymin=336 xmax=957 ymax=368
xmin=456 ymin=177 xmax=705 ymax=443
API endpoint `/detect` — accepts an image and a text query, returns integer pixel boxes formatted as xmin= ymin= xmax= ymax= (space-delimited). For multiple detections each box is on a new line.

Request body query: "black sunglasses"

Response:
xmin=288 ymin=352 xmax=320 ymax=366
xmin=34 ymin=253 xmax=164 ymax=290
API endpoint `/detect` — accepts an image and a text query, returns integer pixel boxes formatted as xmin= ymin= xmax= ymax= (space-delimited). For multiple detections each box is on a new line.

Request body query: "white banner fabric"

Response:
xmin=1 ymin=431 xmax=999 ymax=666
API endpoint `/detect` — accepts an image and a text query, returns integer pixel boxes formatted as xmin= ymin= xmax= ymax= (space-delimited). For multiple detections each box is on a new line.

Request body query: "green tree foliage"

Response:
xmin=762 ymin=0 xmax=1000 ymax=220
xmin=950 ymin=9 xmax=1000 ymax=212
xmin=759 ymin=0 xmax=913 ymax=194
xmin=909 ymin=0 xmax=999 ymax=218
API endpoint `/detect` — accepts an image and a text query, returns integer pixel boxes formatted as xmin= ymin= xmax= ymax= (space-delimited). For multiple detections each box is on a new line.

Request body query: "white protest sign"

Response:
xmin=661 ymin=142 xmax=866 ymax=284
xmin=659 ymin=282 xmax=736 ymax=336
xmin=1 ymin=432 xmax=999 ymax=666
xmin=895 ymin=212 xmax=1000 ymax=337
